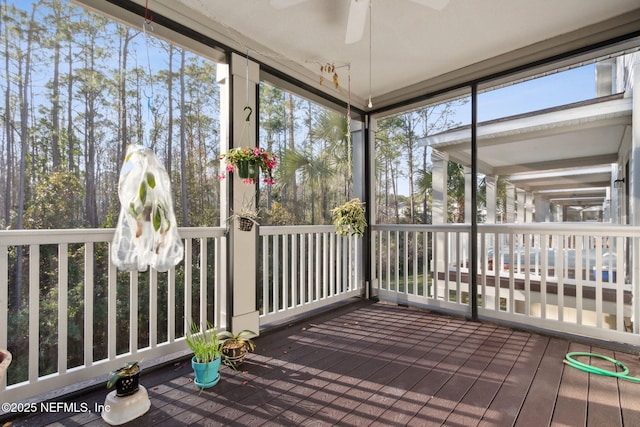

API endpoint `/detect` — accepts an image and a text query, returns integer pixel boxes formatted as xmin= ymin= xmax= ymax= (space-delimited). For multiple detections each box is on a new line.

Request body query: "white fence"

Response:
xmin=372 ymin=223 xmax=640 ymax=346
xmin=259 ymin=225 xmax=363 ymax=327
xmin=0 ymin=227 xmax=226 ymax=404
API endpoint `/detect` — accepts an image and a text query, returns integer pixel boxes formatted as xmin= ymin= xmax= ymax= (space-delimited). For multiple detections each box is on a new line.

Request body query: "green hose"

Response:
xmin=564 ymin=352 xmax=640 ymax=383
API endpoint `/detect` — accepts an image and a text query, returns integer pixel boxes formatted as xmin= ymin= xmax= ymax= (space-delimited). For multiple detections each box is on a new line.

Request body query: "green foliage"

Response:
xmin=24 ymin=171 xmax=84 ymax=229
xmin=218 ymin=329 xmax=257 ymax=352
xmin=331 ymin=198 xmax=367 ymax=237
xmin=265 ymin=202 xmax=296 ymax=225
xmin=185 ymin=321 xmax=223 ymax=363
xmin=106 ymin=361 xmax=140 ymax=389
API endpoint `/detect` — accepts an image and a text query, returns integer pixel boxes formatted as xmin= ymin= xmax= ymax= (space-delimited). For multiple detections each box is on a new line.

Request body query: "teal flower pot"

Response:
xmin=191 ymin=356 xmax=221 ymax=388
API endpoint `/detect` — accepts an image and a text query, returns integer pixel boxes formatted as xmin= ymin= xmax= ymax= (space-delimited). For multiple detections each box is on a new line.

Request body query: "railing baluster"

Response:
xmin=199 ymin=238 xmax=207 ymax=328
xmin=329 ymin=233 xmax=335 ymax=296
xmin=403 ymin=231 xmax=408 ymax=294
xmin=274 ymin=234 xmax=280 ymax=311
xmin=168 ymin=263 xmax=176 ymax=343
xmin=184 ymin=238 xmax=192 ymax=329
xmin=308 ymin=233 xmax=313 ymax=302
xmin=108 ymin=251 xmax=117 ymax=358
xmin=150 ymin=269 xmax=157 ymax=349
xmin=557 ymin=235 xmax=564 ymax=322
xmin=85 ymin=242 xmax=95 ymax=362
xmin=262 ymin=235 xmax=269 ymax=315
xmin=130 ymin=271 xmax=138 ymax=355
xmin=29 ymin=245 xmax=39 ymax=383
xmin=299 ymin=233 xmax=306 ymax=304
xmin=575 ymin=236 xmax=583 ymax=325
xmin=323 ymin=232 xmax=328 ymax=299
xmin=524 ymin=233 xmax=531 ymax=316
xmin=58 ymin=244 xmax=69 ymax=374
xmin=286 ymin=233 xmax=292 ymax=307
xmin=616 ymin=236 xmax=624 ymax=332
xmin=595 ymin=237 xmax=603 ymax=328
xmin=423 ymin=231 xmax=429 ymax=298
xmin=508 ymin=233 xmax=514 ymax=313
xmin=413 ymin=231 xmax=418 ymax=296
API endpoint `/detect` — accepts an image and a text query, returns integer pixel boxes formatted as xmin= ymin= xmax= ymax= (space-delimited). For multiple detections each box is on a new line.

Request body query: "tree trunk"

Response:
xmin=66 ymin=41 xmax=74 ymax=174
xmin=51 ymin=7 xmax=61 ymax=170
xmin=15 ymin=3 xmax=38 ymax=306
xmin=166 ymin=44 xmax=173 ymax=177
xmin=179 ymin=49 xmax=188 ymax=226
xmin=287 ymin=93 xmax=297 ymax=215
xmin=3 ymin=0 xmax=13 ymax=227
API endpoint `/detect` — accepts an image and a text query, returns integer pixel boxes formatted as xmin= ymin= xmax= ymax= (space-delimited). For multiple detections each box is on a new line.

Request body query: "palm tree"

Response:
xmin=278 ymin=147 xmax=335 ymax=224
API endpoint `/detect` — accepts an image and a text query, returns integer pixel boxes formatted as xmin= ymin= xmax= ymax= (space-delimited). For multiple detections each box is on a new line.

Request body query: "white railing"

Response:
xmin=372 ymin=223 xmax=640 ymax=346
xmin=372 ymin=224 xmax=471 ymax=315
xmin=259 ymin=225 xmax=363 ymax=327
xmin=5 ymin=221 xmax=637 ymax=405
xmin=0 ymin=227 xmax=226 ymax=404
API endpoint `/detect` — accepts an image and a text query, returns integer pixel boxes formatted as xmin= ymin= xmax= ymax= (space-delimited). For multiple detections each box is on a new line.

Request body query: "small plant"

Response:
xmin=219 ymin=329 xmax=256 ymax=352
xmin=331 ymin=198 xmax=367 ymax=237
xmin=227 ymin=194 xmax=260 ymax=231
xmin=106 ymin=360 xmax=140 ymax=390
xmin=219 ymin=330 xmax=257 ymax=369
xmin=185 ymin=321 xmax=223 ymax=363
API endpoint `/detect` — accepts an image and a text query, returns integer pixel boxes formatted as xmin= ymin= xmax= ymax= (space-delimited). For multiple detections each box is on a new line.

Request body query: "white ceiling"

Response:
xmin=144 ymin=0 xmax=640 ymax=110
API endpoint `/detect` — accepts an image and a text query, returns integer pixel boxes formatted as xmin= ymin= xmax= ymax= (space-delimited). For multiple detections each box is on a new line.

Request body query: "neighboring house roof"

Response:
xmin=424 ymin=93 xmax=632 ymax=206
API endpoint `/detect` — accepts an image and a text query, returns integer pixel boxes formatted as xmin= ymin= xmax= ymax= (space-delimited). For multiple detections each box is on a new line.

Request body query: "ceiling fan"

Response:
xmin=271 ymin=0 xmax=450 ymax=44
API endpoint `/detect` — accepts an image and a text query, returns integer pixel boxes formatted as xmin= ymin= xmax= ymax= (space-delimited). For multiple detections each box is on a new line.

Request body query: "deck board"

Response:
xmin=551 ymin=342 xmax=589 ymax=426
xmin=515 ymin=337 xmax=568 ymax=427
xmin=3 ymin=300 xmax=640 ymax=427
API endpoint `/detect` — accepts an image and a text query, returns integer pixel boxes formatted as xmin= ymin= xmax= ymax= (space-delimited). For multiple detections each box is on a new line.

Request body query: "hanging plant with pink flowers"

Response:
xmin=219 ymin=147 xmax=277 ymax=185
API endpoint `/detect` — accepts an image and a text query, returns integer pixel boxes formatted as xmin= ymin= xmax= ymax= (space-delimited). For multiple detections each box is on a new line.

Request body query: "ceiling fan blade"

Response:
xmin=408 ymin=0 xmax=449 ymax=11
xmin=270 ymin=0 xmax=310 ymax=10
xmin=345 ymin=0 xmax=370 ymax=44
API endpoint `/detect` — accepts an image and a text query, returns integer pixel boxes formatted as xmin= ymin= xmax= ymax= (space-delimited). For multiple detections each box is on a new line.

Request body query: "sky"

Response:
xmin=478 ymin=64 xmax=596 ymax=122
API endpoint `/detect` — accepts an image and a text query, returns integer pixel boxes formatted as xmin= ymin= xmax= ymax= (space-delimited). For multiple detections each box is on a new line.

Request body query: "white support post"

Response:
xmin=464 ymin=166 xmax=472 ymax=223
xmin=534 ymin=196 xmax=551 ymax=222
xmin=525 ymin=192 xmax=533 ymax=223
xmin=228 ymin=53 xmax=260 ymax=335
xmin=506 ymin=183 xmax=515 ymax=223
xmin=485 ymin=176 xmax=497 ymax=224
xmin=432 ymin=151 xmax=448 ymax=273
xmin=516 ymin=188 xmax=525 ymax=223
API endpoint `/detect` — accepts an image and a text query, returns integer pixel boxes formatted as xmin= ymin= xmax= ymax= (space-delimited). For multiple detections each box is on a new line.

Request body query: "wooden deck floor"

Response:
xmin=5 ymin=300 xmax=640 ymax=426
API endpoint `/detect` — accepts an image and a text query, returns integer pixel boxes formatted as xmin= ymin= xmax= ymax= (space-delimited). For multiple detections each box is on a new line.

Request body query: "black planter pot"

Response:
xmin=238 ymin=217 xmax=254 ymax=231
xmin=222 ymin=343 xmax=249 ymax=368
xmin=116 ymin=371 xmax=140 ymax=397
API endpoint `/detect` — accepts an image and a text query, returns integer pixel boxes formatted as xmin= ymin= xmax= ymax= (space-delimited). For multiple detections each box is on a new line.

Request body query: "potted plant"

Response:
xmin=219 ymin=329 xmax=256 ymax=368
xmin=229 ymin=207 xmax=259 ymax=231
xmin=227 ymin=194 xmax=260 ymax=232
xmin=107 ymin=361 xmax=141 ymax=397
xmin=219 ymin=146 xmax=277 ymax=185
xmin=331 ymin=198 xmax=367 ymax=237
xmin=185 ymin=321 xmax=224 ymax=389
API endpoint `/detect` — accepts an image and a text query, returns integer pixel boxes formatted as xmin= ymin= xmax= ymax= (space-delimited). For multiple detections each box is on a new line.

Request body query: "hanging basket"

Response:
xmin=238 ymin=217 xmax=254 ymax=231
xmin=236 ymin=160 xmax=259 ymax=180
